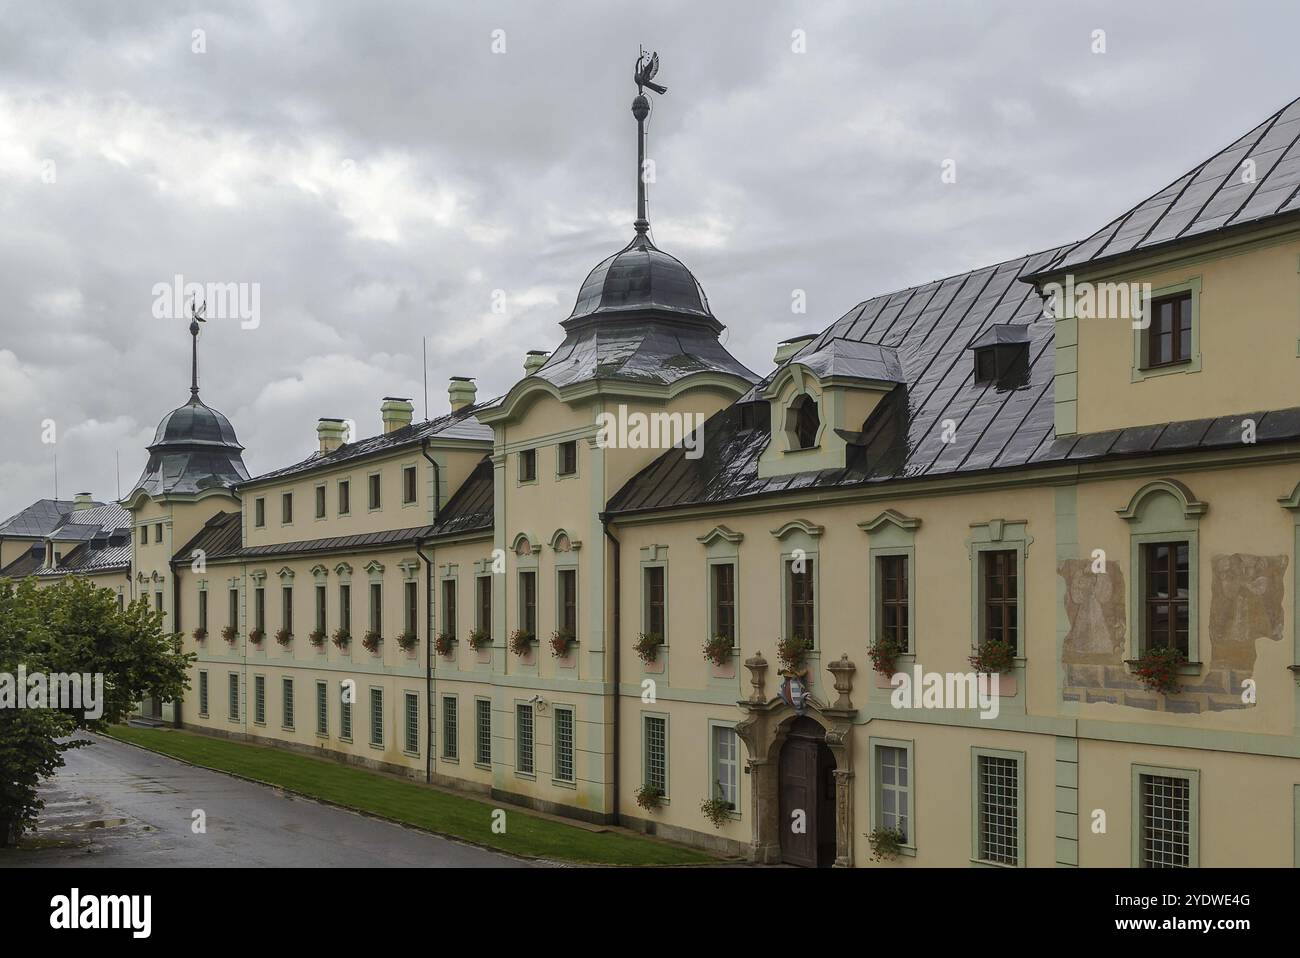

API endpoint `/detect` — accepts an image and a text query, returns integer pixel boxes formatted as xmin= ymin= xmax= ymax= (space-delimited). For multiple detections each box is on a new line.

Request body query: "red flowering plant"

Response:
xmin=248 ymin=628 xmax=264 ymax=645
xmin=394 ymin=631 xmax=417 ymax=652
xmin=549 ymin=629 xmax=575 ymax=658
xmin=331 ymin=628 xmax=351 ymax=650
xmin=867 ymin=637 xmax=905 ymax=675
xmin=361 ymin=630 xmax=382 ymax=654
xmin=434 ymin=632 xmax=455 ymax=658
xmin=274 ymin=628 xmax=292 ymax=647
xmin=968 ymin=639 xmax=1016 ymax=674
xmin=703 ymin=634 xmax=733 ymax=667
xmin=634 ymin=632 xmax=663 ymax=664
xmin=192 ymin=627 xmax=207 ymax=642
xmin=467 ymin=628 xmax=491 ymax=651
xmin=1131 ymin=645 xmax=1186 ymax=695
xmin=776 ymin=634 xmax=811 ymax=673
xmin=308 ymin=630 xmax=326 ymax=648
xmin=220 ymin=625 xmax=237 ymax=644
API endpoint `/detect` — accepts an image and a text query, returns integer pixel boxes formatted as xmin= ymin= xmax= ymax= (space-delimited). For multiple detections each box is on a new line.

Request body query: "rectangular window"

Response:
xmin=338 ymin=480 xmax=350 ymax=516
xmin=788 ymin=559 xmax=815 ymax=647
xmin=228 ymin=587 xmax=239 ymax=633
xmin=155 ymin=591 xmax=164 ymax=612
xmin=404 ymin=580 xmax=418 ymax=638
xmin=442 ymin=696 xmax=458 ymax=760
xmin=340 ymin=685 xmax=352 ymax=740
xmin=516 ymin=703 xmax=535 ymax=775
xmin=477 ymin=576 xmax=492 ymax=636
xmin=558 ymin=569 xmax=577 ymax=638
xmin=1139 ymin=773 xmax=1192 ymax=868
xmin=442 ymin=579 xmax=457 ymax=637
xmin=315 ymin=681 xmax=328 ymax=736
xmin=139 ymin=525 xmax=147 ymax=545
xmin=228 ymin=673 xmax=239 ymax=721
xmin=981 ymin=549 xmax=1017 ymax=654
xmin=154 ymin=523 xmax=163 ymax=543
xmin=254 ymin=586 xmax=265 ymax=633
xmin=876 ymin=745 xmax=909 ymax=841
xmin=554 ymin=707 xmax=574 ymax=783
xmin=519 ymin=448 xmax=536 ymax=482
xmin=712 ymin=725 xmax=738 ymax=809
xmin=198 ymin=670 xmax=209 ymax=717
xmin=198 ymin=590 xmax=208 ymax=632
xmin=1145 ymin=291 xmax=1193 ymax=368
xmin=315 ymin=584 xmax=327 ymax=634
xmin=281 ymin=491 xmax=292 ymax=524
xmin=282 ymin=677 xmax=294 ymax=729
xmin=644 ymin=566 xmax=665 ymax=637
xmin=404 ymin=692 xmax=419 ymax=755
xmin=644 ymin=716 xmax=667 ymax=795
xmin=315 ymin=484 xmax=326 ymax=519
xmin=254 ymin=497 xmax=265 ymax=527
xmin=519 ymin=571 xmax=536 ymax=637
xmin=475 ymin=699 xmax=491 ymax=766
xmin=976 ymin=754 xmax=1020 ymax=866
xmin=368 ymin=473 xmax=381 ymax=510
xmin=369 ymin=688 xmax=383 ymax=746
xmin=282 ymin=585 xmax=293 ymax=634
xmin=254 ymin=675 xmax=266 ymax=725
xmin=1143 ymin=541 xmax=1191 ymax=656
xmin=878 ymin=554 xmax=908 ymax=651
xmin=402 ymin=465 xmax=417 ymax=504
xmin=339 ymin=583 xmax=351 ymax=634
xmin=557 ymin=440 xmax=577 ymax=476
xmin=712 ymin=563 xmax=735 ymax=643
xmin=369 ymin=582 xmax=382 ymax=635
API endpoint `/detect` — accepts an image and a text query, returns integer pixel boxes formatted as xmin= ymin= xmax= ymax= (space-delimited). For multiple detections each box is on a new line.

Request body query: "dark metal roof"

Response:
xmin=234 ymin=525 xmax=432 ymax=561
xmin=241 ymin=403 xmax=492 ymax=488
xmin=173 ymin=510 xmax=243 ymax=561
xmin=0 ymin=499 xmax=78 ymax=538
xmin=568 ymin=232 xmax=712 ymax=322
xmin=1042 ymin=94 xmax=1300 ymax=276
xmin=784 ymin=339 xmax=905 ymax=385
xmin=430 ymin=456 xmax=494 ymax=538
xmin=129 ymin=396 xmax=250 ymax=500
xmin=49 ymin=503 xmax=132 ymax=538
xmin=531 ymin=315 xmax=757 ymax=391
xmin=0 ymin=543 xmax=45 ymax=578
xmin=609 ymin=240 xmax=1300 ymax=517
xmin=34 ymin=542 xmax=132 ymax=578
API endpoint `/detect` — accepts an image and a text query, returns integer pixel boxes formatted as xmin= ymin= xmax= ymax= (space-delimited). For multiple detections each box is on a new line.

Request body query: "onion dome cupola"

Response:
xmin=126 ymin=303 xmax=250 ymax=502
xmin=529 ymin=48 xmax=755 ymax=392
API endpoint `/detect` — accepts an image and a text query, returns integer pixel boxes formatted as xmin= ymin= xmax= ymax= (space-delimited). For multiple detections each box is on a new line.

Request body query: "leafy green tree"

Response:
xmin=0 ymin=577 xmax=193 ymax=846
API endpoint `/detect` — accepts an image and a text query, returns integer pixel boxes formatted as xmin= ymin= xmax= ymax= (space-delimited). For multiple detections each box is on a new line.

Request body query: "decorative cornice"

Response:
xmin=697 ymin=524 xmax=744 ymax=546
xmin=1279 ymin=479 xmax=1300 ymax=511
xmin=769 ymin=518 xmax=824 ymax=540
xmin=857 ymin=509 xmax=922 ymax=534
xmin=1117 ymin=478 xmax=1208 ymax=521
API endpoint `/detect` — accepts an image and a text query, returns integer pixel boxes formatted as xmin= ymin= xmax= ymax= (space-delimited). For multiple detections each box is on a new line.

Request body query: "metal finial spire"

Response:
xmin=632 ymin=46 xmax=667 ymax=236
xmin=188 ymin=298 xmax=207 ymax=400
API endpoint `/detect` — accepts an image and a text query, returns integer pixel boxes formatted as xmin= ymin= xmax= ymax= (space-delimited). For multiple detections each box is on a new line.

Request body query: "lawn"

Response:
xmin=102 ymin=725 xmax=717 ymax=865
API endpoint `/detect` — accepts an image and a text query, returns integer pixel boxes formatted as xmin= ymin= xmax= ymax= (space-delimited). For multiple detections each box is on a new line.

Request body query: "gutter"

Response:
xmin=600 ymin=511 xmax=620 ymax=824
xmin=417 ymin=438 xmax=441 ymax=785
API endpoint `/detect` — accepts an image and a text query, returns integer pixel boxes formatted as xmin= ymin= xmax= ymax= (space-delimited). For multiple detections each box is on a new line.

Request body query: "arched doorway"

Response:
xmin=777 ymin=716 xmax=836 ymax=867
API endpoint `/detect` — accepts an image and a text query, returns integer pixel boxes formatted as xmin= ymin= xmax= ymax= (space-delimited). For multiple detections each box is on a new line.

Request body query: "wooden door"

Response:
xmin=779 ymin=736 xmax=819 ymax=867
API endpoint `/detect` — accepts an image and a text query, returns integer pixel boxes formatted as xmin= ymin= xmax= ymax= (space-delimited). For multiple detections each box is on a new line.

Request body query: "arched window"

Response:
xmin=789 ymin=394 xmax=820 ymax=450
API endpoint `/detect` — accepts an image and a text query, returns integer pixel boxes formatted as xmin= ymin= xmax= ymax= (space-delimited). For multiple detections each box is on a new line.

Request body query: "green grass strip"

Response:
xmin=102 ymin=725 xmax=715 ymax=865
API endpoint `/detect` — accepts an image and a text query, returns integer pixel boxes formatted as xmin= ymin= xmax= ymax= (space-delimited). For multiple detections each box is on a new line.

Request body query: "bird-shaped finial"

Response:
xmin=635 ymin=48 xmax=666 ymax=95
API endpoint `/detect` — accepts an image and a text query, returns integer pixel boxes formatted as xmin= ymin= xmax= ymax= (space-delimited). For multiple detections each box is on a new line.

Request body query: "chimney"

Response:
xmin=317 ymin=418 xmax=348 ymax=453
xmin=381 ymin=397 xmax=414 ymax=434
xmin=448 ymin=377 xmax=477 ymax=412
xmin=73 ymin=492 xmax=94 ymax=511
xmin=774 ymin=334 xmax=818 ymax=366
xmin=523 ymin=350 xmax=550 ymax=376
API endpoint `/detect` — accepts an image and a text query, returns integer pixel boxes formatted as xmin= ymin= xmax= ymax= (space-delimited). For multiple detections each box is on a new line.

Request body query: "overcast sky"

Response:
xmin=1 ymin=0 xmax=1296 ymax=521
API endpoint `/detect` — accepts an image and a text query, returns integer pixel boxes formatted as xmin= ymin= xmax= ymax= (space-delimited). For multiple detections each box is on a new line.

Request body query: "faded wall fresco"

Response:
xmin=1060 ymin=553 xmax=1288 ymax=714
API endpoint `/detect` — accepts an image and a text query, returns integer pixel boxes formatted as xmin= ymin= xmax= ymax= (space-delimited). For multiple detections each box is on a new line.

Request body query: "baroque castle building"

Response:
xmin=7 ymin=85 xmax=1300 ymax=867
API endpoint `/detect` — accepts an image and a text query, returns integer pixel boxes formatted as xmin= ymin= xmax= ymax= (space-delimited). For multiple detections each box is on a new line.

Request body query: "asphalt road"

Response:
xmin=0 ymin=732 xmax=531 ymax=868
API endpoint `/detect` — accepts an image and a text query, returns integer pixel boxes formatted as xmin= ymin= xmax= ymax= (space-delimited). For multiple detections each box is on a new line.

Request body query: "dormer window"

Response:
xmin=969 ymin=325 xmax=1029 ymax=390
xmin=788 ymin=394 xmax=820 ymax=450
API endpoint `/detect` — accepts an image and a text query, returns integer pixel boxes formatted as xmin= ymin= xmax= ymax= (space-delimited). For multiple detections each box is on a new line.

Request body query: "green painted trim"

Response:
xmin=641 ymin=710 xmax=671 ymax=800
xmin=770 ymin=519 xmax=824 ymax=540
xmin=857 ymin=509 xmax=922 ymax=534
xmin=970 ymin=745 xmax=1026 ymax=867
xmin=706 ymin=718 xmax=742 ymax=817
xmin=869 ymin=544 xmax=916 ymax=654
xmin=1122 ymin=481 xmax=1202 ymax=662
xmin=868 ymin=735 xmax=917 ymax=855
xmin=1130 ymin=763 xmax=1199 ymax=868
xmin=1054 ymin=736 xmax=1080 ymax=867
xmin=1130 ymin=277 xmax=1202 ymax=382
xmin=1117 ymin=478 xmax=1208 ymax=520
xmin=696 ymin=524 xmax=744 ymax=546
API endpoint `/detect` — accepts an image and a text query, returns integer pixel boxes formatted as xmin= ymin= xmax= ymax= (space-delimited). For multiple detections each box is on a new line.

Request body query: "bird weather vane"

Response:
xmin=187 ymin=297 xmax=207 ymax=399
xmin=631 ymin=47 xmax=666 ymax=235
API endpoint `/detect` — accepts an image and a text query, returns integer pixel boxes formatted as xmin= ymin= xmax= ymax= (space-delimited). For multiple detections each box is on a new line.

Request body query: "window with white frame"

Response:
xmin=475 ymin=699 xmax=491 ymax=766
xmin=442 ymin=696 xmax=458 ymax=760
xmin=282 ymin=677 xmax=294 ymax=729
xmin=516 ymin=703 xmax=535 ymax=775
xmin=1139 ymin=772 xmax=1193 ymax=868
xmin=976 ymin=753 xmax=1020 ymax=866
xmin=404 ymin=692 xmax=419 ymax=755
xmin=369 ymin=688 xmax=383 ymax=746
xmin=228 ymin=673 xmax=239 ymax=720
xmin=554 ymin=707 xmax=574 ymax=783
xmin=711 ymin=724 xmax=738 ymax=809
xmin=253 ymin=675 xmax=265 ymax=725
xmin=198 ymin=670 xmax=208 ymax=717
xmin=644 ymin=715 xmax=667 ymax=796
xmin=315 ymin=681 xmax=328 ymax=736
xmin=340 ymin=686 xmax=352 ymax=740
xmin=876 ymin=744 xmax=909 ymax=841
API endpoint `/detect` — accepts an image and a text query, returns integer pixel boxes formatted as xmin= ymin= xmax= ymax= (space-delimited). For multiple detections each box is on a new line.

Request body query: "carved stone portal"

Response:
xmin=735 ymin=668 xmax=857 ymax=867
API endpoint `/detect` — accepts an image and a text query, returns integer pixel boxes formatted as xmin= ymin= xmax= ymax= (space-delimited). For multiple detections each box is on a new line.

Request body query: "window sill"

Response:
xmin=969 ymin=858 xmax=1019 ymax=869
xmin=441 ymin=755 xmax=459 ymax=765
xmin=1124 ymin=658 xmax=1202 ymax=676
xmin=551 ymin=778 xmax=577 ymax=790
xmin=515 ymin=771 xmax=537 ymax=781
xmin=368 ymin=742 xmax=385 ymax=751
xmin=474 ymin=761 xmax=491 ymax=771
xmin=403 ymin=749 xmax=419 ymax=758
